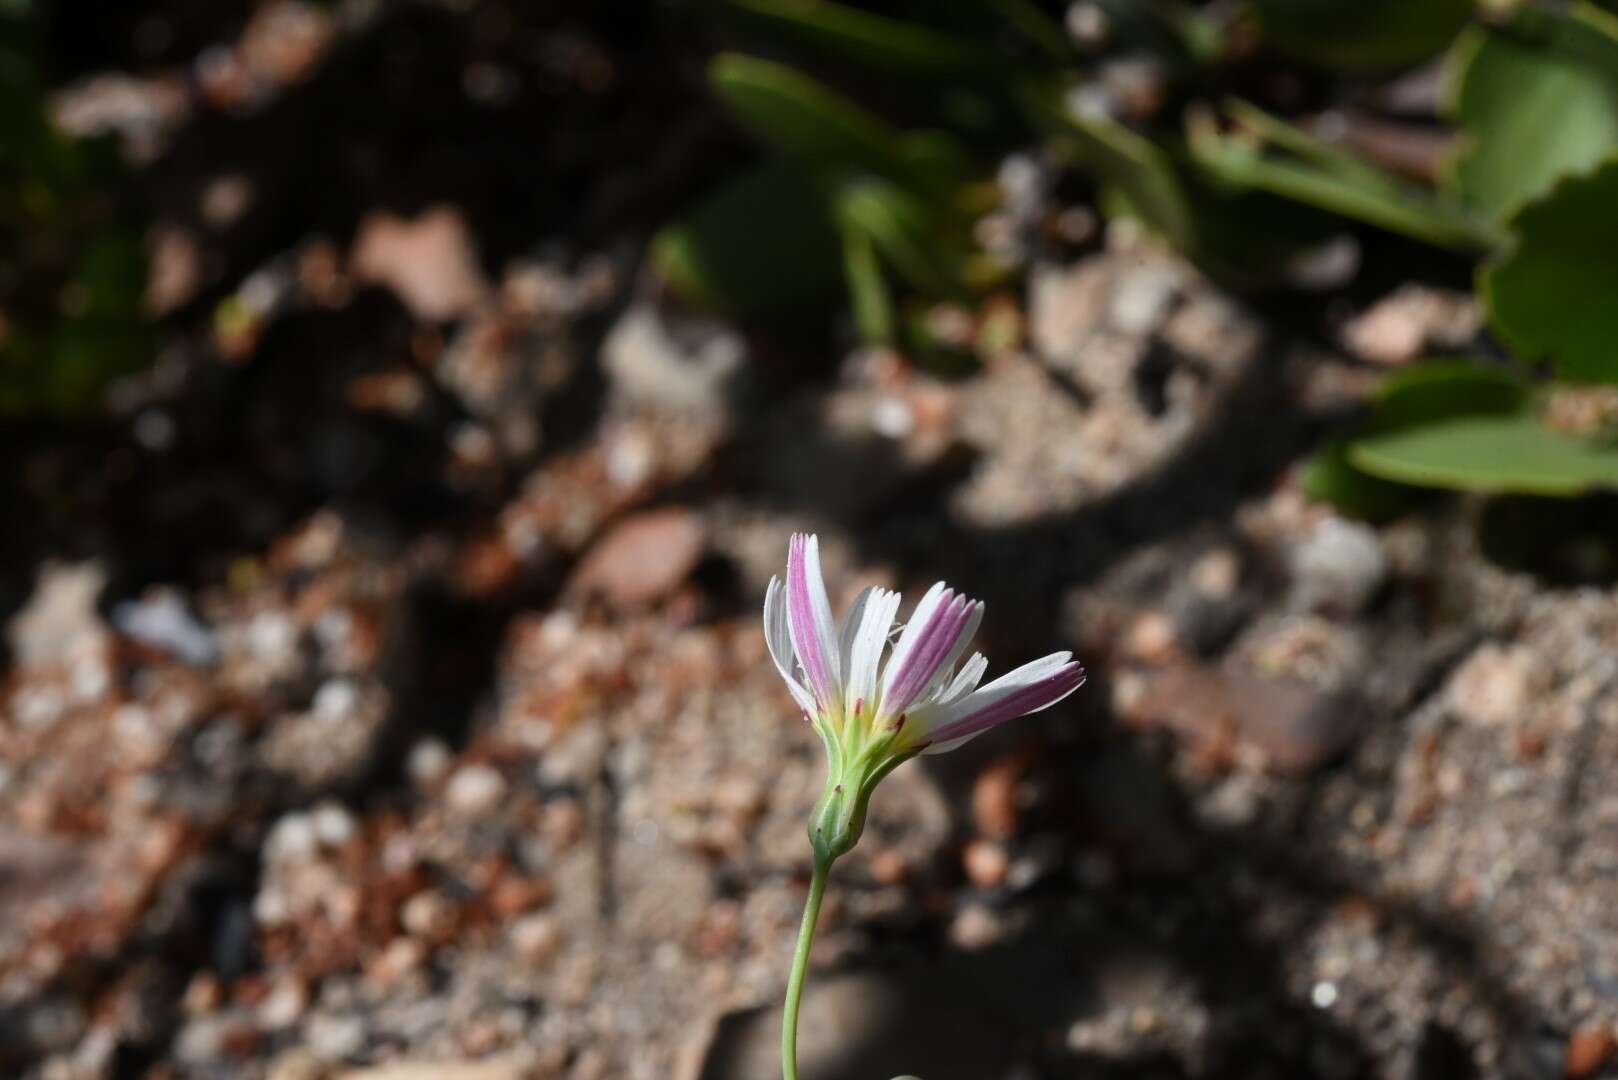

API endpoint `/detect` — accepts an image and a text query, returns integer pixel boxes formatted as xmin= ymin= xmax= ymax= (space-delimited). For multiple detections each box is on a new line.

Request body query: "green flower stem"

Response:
xmin=781 ymin=852 xmax=833 ymax=1080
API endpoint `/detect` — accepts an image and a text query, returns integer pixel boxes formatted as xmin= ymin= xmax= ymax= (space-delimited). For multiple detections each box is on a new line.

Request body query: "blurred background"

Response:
xmin=5 ymin=1 xmax=1618 ymax=1077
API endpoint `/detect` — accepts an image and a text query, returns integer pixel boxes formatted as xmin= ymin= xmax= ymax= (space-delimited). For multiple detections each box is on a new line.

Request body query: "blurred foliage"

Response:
xmin=651 ymin=51 xmax=992 ymax=343
xmin=655 ymin=0 xmax=1618 ymax=504
xmin=1480 ymin=159 xmax=1618 ymax=384
xmin=1443 ymin=2 xmax=1618 ymax=224
xmin=1255 ymin=0 xmax=1475 ymax=71
xmin=0 ymin=4 xmax=152 ymax=418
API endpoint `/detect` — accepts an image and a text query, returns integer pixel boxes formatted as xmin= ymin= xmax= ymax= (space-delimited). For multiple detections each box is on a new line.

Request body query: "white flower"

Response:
xmin=765 ymin=533 xmax=1085 ymax=757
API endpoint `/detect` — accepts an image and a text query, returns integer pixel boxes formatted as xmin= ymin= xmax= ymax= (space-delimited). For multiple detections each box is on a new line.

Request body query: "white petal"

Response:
xmin=838 ymin=586 xmax=875 ymax=677
xmin=920 ymin=651 xmax=1084 ymax=752
xmin=937 ymin=652 xmax=987 ymax=706
xmin=764 ymin=576 xmax=817 ymax=715
xmin=880 ymin=581 xmax=946 ymax=703
xmin=921 ymin=732 xmax=977 ymax=755
xmin=844 ymin=587 xmax=901 ymax=717
xmin=926 ymin=651 xmax=1075 ymax=730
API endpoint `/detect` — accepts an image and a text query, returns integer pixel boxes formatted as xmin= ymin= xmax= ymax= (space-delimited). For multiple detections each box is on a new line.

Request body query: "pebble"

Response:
xmin=1123 ymin=610 xmax=1180 ymax=664
xmin=444 ymin=764 xmax=507 ymax=818
xmin=711 ymin=776 xmax=766 ymax=822
xmin=175 ymin=1014 xmax=236 ymax=1064
xmin=1340 ymin=284 xmax=1480 ymax=366
xmin=311 ymin=801 xmax=356 ymax=847
xmin=511 ymin=913 xmax=563 ymax=966
xmin=256 ymin=976 xmax=307 ymax=1030
xmin=962 ymin=839 xmax=1010 ymax=889
xmin=1236 ymin=680 xmax=1364 ymax=775
xmin=336 ymin=1062 xmax=531 ymax=1080
xmin=1446 ymin=644 xmax=1542 ymax=728
xmin=868 ymin=848 xmax=910 ymax=886
xmin=542 ymin=797 xmax=585 ymax=850
xmin=350 ymin=206 xmax=490 ymax=322
xmin=365 ymin=936 xmax=426 ymax=989
xmin=1129 ymin=665 xmax=1364 ymax=775
xmin=1290 ymin=518 xmax=1388 ymax=616
xmin=113 ymin=590 xmax=218 ymax=665
xmin=601 ymin=304 xmax=745 ymax=415
xmin=400 ymin=889 xmax=458 ymax=943
xmin=1107 ymin=263 xmax=1178 ymax=335
xmin=313 ymin=679 xmax=359 ymax=720
xmin=407 ymin=739 xmax=453 ymax=787
xmin=1566 ymin=1022 xmax=1617 ymax=1078
xmin=246 ymin=610 xmax=299 ymax=670
xmin=971 ymin=755 xmax=1023 ymax=840
xmin=566 ymin=507 xmax=705 ymax=609
xmin=948 ymin=903 xmax=1003 ymax=950
xmin=7 ymin=562 xmax=108 ymax=669
xmin=266 ymin=1048 xmax=326 ymax=1080
xmin=265 ymin=812 xmax=319 ymax=863
xmin=306 ymin=1013 xmax=367 ymax=1062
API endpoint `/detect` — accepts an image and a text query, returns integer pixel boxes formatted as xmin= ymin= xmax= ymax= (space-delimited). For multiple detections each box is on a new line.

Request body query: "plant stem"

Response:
xmin=781 ymin=853 xmax=833 ymax=1080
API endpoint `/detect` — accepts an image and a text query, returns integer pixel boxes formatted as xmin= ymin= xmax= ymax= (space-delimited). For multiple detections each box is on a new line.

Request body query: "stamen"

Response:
xmin=854 ymin=698 xmax=864 ymax=717
xmin=893 ymin=714 xmax=906 ymax=732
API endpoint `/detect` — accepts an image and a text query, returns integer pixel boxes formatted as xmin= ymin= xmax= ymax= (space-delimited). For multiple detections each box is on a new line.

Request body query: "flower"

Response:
xmin=764 ymin=533 xmax=1085 ymax=859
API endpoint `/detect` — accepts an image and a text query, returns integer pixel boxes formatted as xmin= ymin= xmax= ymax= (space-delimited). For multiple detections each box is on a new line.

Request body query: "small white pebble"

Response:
xmin=305 ymin=1014 xmax=366 ymax=1061
xmin=312 ymin=679 xmax=358 ymax=720
xmin=871 ymin=397 xmax=914 ymax=439
xmin=311 ymin=802 xmax=355 ymax=847
xmin=407 ymin=738 xmax=452 ymax=786
xmin=445 ymin=763 xmax=506 ymax=817
xmin=265 ymin=813 xmax=318 ymax=864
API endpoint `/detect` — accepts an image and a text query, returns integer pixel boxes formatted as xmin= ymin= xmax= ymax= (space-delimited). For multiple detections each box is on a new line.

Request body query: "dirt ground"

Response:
xmin=6 ymin=4 xmax=1618 ymax=1080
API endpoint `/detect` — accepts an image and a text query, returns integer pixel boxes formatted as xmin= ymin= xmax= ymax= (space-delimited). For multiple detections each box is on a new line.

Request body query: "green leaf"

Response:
xmin=1318 ymin=360 xmax=1534 ymax=510
xmin=1255 ymin=0 xmax=1474 ymax=71
xmin=650 ymin=161 xmax=844 ymax=318
xmin=710 ymin=54 xmax=944 ymax=194
xmin=1027 ymin=90 xmax=1195 ymax=251
xmin=723 ymin=0 xmax=1009 ymax=80
xmin=1187 ymin=101 xmax=1499 ymax=251
xmin=1034 ymin=90 xmax=1348 ymax=289
xmin=1302 ymin=440 xmax=1432 ymax=521
xmin=841 ymin=226 xmax=894 ymax=344
xmin=1367 ymin=359 xmax=1529 ymax=430
xmin=834 ymin=179 xmax=958 ymax=295
xmin=1443 ymin=3 xmax=1618 ymax=222
xmin=1350 ymin=413 xmax=1618 ymax=494
xmin=1480 ymin=157 xmax=1618 ymax=383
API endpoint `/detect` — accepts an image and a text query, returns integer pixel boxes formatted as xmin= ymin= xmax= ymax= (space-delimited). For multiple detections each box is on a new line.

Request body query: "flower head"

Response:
xmin=764 ymin=533 xmax=1085 ymax=859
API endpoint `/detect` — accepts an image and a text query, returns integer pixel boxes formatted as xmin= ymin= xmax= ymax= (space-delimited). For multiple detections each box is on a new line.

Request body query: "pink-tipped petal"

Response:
xmin=786 ymin=534 xmax=841 ymax=712
xmin=923 ymin=600 xmax=983 ymax=702
xmin=764 ymin=577 xmax=818 ymax=716
xmin=881 ymin=589 xmax=981 ymax=717
xmin=920 ymin=655 xmax=1085 ymax=753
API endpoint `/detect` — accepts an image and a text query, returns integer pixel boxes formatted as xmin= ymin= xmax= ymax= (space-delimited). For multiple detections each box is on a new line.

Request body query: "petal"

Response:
xmin=887 ymin=582 xmax=945 ymax=670
xmin=920 ymin=600 xmax=982 ymax=703
xmin=920 ymin=653 xmax=1085 ymax=753
xmin=881 ymin=587 xmax=981 ymax=718
xmin=936 ymin=651 xmax=987 ymax=707
xmin=764 ymin=576 xmax=817 ymax=716
xmin=838 ymin=586 xmax=875 ymax=677
xmin=843 ymin=587 xmax=901 ymax=717
xmin=786 ymin=533 xmax=841 ymax=711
